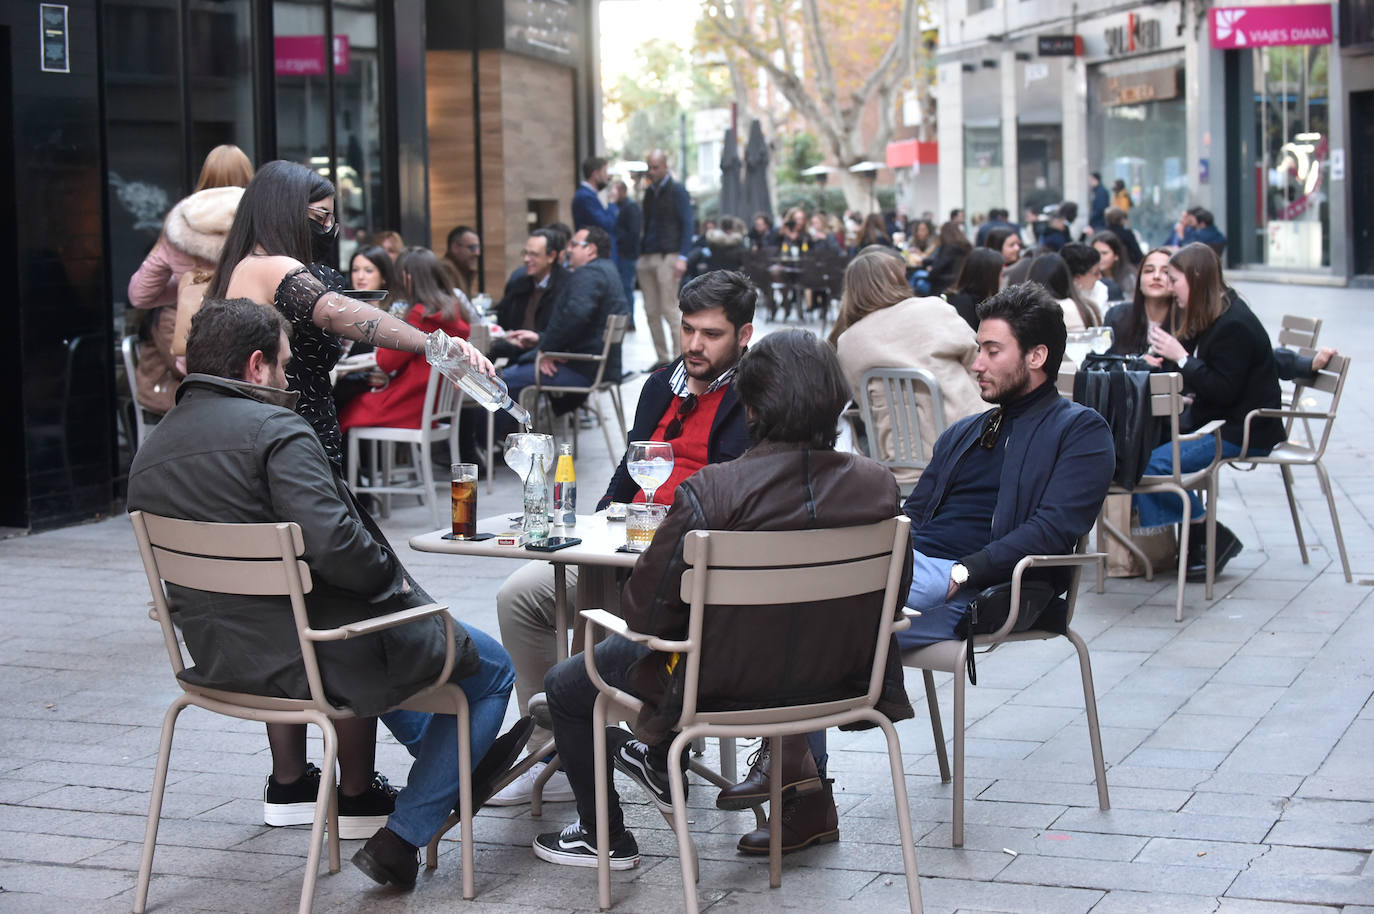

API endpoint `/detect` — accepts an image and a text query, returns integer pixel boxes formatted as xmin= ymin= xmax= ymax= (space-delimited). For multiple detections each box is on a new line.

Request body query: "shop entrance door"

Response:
xmin=1352 ymin=91 xmax=1374 ymax=276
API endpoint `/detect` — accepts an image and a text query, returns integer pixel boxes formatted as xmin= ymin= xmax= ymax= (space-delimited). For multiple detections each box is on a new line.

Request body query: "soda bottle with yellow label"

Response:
xmin=553 ymin=442 xmax=576 ymax=525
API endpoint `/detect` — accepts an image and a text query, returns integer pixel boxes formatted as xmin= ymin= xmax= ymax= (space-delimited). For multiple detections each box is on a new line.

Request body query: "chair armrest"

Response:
xmin=1015 ymin=551 xmax=1105 ymax=572
xmin=538 ymin=351 xmax=601 ymax=363
xmin=1177 ymin=419 xmax=1225 ymax=443
xmin=578 ymin=608 xmax=692 ymax=653
xmin=1251 ymin=409 xmax=1328 ymax=421
xmin=304 ymin=602 xmax=450 ymax=641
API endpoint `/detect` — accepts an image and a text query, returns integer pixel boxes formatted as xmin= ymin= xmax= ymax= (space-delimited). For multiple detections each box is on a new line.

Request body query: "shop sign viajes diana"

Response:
xmin=1209 ymin=4 xmax=1334 ymax=49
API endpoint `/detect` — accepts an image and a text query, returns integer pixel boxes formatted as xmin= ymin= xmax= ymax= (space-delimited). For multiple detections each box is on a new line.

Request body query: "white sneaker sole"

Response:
xmin=532 ymin=838 xmax=639 ymax=870
xmin=264 ymin=804 xmax=387 ymax=840
xmin=487 ymin=785 xmax=577 ymax=807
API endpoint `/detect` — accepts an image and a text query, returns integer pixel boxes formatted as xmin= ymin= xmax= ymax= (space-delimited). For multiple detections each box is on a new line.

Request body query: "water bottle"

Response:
xmin=553 ymin=442 xmax=576 ymax=526
xmin=523 ymin=455 xmax=550 ymax=542
xmin=424 ymin=330 xmax=531 ymax=428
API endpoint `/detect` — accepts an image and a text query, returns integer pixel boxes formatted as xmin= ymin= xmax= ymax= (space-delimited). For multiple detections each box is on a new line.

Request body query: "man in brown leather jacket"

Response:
xmin=532 ymin=329 xmax=912 ymax=870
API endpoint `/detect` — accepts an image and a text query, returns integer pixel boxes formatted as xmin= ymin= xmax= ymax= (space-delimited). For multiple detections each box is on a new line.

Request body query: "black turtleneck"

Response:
xmin=908 ymin=379 xmax=1057 ymax=590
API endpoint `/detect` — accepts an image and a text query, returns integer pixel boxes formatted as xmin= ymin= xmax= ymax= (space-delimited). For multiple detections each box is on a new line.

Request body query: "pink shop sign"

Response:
xmin=274 ymin=35 xmax=351 ymax=76
xmin=1210 ymin=5 xmax=1333 ymax=49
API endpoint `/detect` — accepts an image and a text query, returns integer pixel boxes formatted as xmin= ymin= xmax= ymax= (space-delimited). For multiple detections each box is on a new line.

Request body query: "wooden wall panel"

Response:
xmin=425 ymin=50 xmax=476 ymax=268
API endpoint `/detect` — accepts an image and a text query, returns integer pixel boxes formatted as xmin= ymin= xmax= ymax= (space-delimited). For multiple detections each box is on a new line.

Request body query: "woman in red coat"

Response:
xmin=340 ymin=247 xmax=470 ymax=432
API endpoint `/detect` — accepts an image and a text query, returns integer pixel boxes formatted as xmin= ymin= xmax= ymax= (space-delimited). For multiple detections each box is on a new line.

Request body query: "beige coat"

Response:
xmin=835 ymin=296 xmax=984 ymax=487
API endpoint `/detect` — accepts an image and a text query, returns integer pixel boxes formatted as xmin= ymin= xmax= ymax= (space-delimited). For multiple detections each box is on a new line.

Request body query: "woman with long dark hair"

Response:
xmin=349 ymin=244 xmax=397 ymax=312
xmin=925 ymin=220 xmax=972 ymax=294
xmin=1104 ymin=247 xmax=1176 ymax=355
xmin=1026 ymin=252 xmax=1097 ymax=330
xmin=942 ymin=247 xmax=1003 ymax=330
xmin=207 ymin=160 xmax=488 ymax=469
xmin=1089 ymin=230 xmax=1134 ymax=300
xmin=983 ymin=226 xmax=1023 ymax=267
xmin=1135 ymin=242 xmax=1284 ymax=579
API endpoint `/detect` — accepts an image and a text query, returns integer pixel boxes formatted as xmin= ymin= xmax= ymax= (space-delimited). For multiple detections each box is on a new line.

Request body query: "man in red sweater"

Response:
xmin=490 ymin=271 xmax=756 ymax=806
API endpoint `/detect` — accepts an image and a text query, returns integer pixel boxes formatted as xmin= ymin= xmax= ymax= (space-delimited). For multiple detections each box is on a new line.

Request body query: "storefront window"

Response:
xmin=964 ymin=126 xmax=1003 ymax=223
xmin=103 ymin=0 xmax=258 ymax=309
xmin=1253 ymin=45 xmax=1330 ymax=269
xmin=1089 ymin=62 xmax=1187 ymax=250
xmin=275 ymin=0 xmax=386 ymax=274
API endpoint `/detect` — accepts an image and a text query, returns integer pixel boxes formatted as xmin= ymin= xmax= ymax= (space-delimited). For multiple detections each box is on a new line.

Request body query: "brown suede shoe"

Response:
xmin=716 ymin=735 xmax=823 ymax=811
xmin=736 ymin=779 xmax=838 ymax=855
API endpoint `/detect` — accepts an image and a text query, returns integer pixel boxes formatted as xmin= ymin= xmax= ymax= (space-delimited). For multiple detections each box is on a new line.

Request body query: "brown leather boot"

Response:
xmin=736 ymin=778 xmax=838 ymax=855
xmin=715 ymin=736 xmax=822 ymax=811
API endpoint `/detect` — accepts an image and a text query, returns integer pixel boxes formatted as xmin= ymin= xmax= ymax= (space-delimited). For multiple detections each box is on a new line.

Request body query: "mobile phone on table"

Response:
xmin=526 ymin=536 xmax=581 ymax=553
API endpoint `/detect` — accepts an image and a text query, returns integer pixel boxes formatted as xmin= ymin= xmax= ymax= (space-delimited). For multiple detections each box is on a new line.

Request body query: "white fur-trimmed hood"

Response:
xmin=163 ymin=186 xmax=243 ymax=263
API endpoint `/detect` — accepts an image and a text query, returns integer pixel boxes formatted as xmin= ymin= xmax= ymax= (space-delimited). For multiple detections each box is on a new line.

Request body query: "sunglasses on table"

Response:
xmin=664 ymin=393 xmax=698 ymax=441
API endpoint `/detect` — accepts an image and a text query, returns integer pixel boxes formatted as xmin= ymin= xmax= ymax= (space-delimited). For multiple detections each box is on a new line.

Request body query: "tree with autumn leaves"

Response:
xmin=699 ymin=0 xmax=933 ymax=212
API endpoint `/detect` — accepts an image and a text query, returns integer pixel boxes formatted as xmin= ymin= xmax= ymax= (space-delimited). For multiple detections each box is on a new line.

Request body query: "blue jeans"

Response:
xmin=615 ymin=257 xmax=638 ymax=318
xmin=1133 ymin=437 xmax=1244 ymax=529
xmin=380 ymin=624 xmax=514 ymax=847
xmin=894 ymin=550 xmax=974 ymax=651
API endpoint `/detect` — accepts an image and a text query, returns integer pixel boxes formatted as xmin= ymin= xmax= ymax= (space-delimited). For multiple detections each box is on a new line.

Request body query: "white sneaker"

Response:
xmin=487 ymin=760 xmax=576 ymax=806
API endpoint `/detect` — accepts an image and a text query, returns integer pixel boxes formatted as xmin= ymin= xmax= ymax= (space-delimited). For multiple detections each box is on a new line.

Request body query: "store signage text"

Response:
xmin=1210 ymin=5 xmax=1333 ymax=49
xmin=274 ymin=35 xmax=351 ymax=77
xmin=1038 ymin=35 xmax=1081 ymax=57
xmin=1100 ymin=67 xmax=1180 ymax=107
xmin=1105 ymin=13 xmax=1162 ymax=57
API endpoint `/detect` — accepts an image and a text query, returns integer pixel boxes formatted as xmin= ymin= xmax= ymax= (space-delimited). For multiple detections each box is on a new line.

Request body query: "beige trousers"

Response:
xmin=636 ymin=252 xmax=681 ymax=364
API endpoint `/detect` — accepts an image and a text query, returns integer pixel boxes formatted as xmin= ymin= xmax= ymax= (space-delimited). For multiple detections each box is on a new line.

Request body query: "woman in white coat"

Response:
xmin=829 ymin=247 xmax=984 ymax=487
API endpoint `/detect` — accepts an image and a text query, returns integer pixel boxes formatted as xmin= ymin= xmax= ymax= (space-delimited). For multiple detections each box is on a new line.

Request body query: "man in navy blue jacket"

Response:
xmin=572 ymin=156 xmax=619 ymax=260
xmin=898 ymin=282 xmax=1115 ymax=648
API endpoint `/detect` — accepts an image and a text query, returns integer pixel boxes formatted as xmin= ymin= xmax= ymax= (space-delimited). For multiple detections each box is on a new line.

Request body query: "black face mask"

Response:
xmin=310 ymin=220 xmax=339 ymax=263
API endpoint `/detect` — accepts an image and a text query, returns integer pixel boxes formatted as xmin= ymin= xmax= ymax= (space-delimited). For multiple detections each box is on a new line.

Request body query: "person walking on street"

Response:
xmin=637 ymin=150 xmax=694 ymax=371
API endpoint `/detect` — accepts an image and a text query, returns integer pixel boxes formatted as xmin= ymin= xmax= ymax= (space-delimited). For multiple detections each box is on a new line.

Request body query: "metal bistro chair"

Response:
xmin=903 ymin=535 xmax=1110 ymax=847
xmin=856 ymin=366 xmax=947 ymax=494
xmin=129 ymin=512 xmax=481 ymax=913
xmin=581 ymin=517 xmax=923 ymax=914
xmin=1093 ymin=371 xmax=1227 ymax=621
xmin=120 ymin=334 xmax=163 ymax=451
xmin=525 ymin=312 xmax=630 ymax=463
xmin=1225 ymin=351 xmax=1352 ymax=582
xmin=1277 ymin=314 xmax=1322 ymax=447
xmin=347 ymin=365 xmax=458 ymax=527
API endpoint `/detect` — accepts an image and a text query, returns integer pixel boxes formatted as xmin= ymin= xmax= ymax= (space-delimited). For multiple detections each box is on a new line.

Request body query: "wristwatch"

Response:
xmin=1176 ymin=354 xmax=1189 ymax=368
xmin=950 ymin=563 xmax=969 ymax=588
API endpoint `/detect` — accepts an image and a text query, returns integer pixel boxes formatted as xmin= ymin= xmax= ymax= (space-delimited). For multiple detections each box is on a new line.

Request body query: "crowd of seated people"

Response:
xmin=127 ymin=150 xmax=1335 ymax=900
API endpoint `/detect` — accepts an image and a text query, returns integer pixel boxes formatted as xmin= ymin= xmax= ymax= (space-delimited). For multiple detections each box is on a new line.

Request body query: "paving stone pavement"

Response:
xmin=2 ymin=282 xmax=1372 ymax=913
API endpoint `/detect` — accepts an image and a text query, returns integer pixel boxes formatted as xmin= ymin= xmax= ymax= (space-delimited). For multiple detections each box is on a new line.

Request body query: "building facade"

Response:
xmin=2 ymin=0 xmax=598 ymax=532
xmin=936 ymin=0 xmax=1372 ymax=282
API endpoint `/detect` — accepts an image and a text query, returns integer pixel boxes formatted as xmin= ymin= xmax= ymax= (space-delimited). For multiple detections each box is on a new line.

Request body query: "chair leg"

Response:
xmin=719 ymin=737 xmax=737 ymax=783
xmin=1095 ymin=511 xmax=1106 ymax=594
xmin=419 ymin=444 xmax=439 ymax=529
xmin=952 ymin=652 xmax=966 ymax=847
xmin=134 ymin=695 xmax=191 ymax=914
xmin=668 ymin=731 xmax=702 ymax=914
xmin=456 ymin=696 xmax=475 ymax=901
xmin=346 ymin=433 xmax=360 ymax=494
xmin=298 ymin=713 xmax=339 ymax=914
xmin=1316 ymin=460 xmax=1353 ymax=583
xmin=1174 ymin=490 xmax=1191 ymax=623
xmin=1066 ymin=627 xmax=1110 ymax=811
xmin=769 ymin=728 xmax=784 ymax=889
xmin=593 ymin=695 xmax=613 ymax=911
xmin=1204 ymin=480 xmax=1217 ymax=601
xmin=922 ymin=669 xmax=950 ymax=783
xmin=876 ymin=713 xmax=925 ymax=914
xmin=1279 ymin=463 xmax=1309 ymax=564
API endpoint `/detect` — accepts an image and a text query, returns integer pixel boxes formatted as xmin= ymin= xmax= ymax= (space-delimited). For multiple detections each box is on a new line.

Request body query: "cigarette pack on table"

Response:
xmin=496 ymin=529 xmax=530 ymax=547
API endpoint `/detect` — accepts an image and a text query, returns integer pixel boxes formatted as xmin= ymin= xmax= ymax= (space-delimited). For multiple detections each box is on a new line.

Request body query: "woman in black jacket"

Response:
xmin=1135 ymin=242 xmax=1284 ymax=579
xmin=925 ymin=220 xmax=971 ymax=294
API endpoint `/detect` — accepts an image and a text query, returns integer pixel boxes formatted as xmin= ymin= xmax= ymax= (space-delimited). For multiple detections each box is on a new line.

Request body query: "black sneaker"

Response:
xmin=351 ymin=826 xmax=419 ymax=887
xmin=468 ymin=716 xmax=535 ymax=811
xmin=263 ymin=763 xmax=322 ymax=827
xmin=533 ymin=821 xmax=639 ymax=870
xmin=338 ymin=771 xmax=398 ymax=840
xmin=608 ymin=727 xmax=686 ymax=814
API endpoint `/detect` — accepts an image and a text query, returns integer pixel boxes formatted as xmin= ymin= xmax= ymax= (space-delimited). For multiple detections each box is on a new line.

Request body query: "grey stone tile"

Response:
xmin=1087 ymin=889 xmax=1228 ymax=913
xmin=996 ymin=853 xmax=1238 ymax=895
xmin=0 ymin=862 xmax=135 ymax=900
xmin=1180 ymin=792 xmax=1287 ymax=820
xmin=1226 ymin=844 xmax=1374 ymax=905
xmin=1026 ymin=829 xmax=1148 ymax=861
xmin=1213 ymin=901 xmax=1342 ymax=914
xmin=977 ymin=780 xmax=1185 ymax=813
xmin=1135 ymin=835 xmax=1270 ymax=869
xmin=864 ymin=874 xmax=1102 ymax=914
xmin=1264 ymin=818 xmax=1374 ymax=851
xmin=1052 ymin=808 xmax=1274 ymax=843
xmin=1144 ymin=713 xmax=1256 ymax=753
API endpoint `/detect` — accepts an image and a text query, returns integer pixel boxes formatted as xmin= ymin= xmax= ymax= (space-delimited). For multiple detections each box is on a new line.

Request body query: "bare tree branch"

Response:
xmin=800 ymin=0 xmax=840 ymax=122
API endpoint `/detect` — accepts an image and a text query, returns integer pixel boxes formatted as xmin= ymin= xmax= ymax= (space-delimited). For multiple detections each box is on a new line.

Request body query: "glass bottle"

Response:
xmin=425 ymin=330 xmax=531 ymax=428
xmin=553 ymin=442 xmax=576 ymax=526
xmin=523 ymin=452 xmax=550 ymax=542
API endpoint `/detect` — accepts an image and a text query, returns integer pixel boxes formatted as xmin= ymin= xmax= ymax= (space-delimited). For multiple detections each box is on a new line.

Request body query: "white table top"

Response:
xmin=409 ymin=513 xmax=639 ymax=569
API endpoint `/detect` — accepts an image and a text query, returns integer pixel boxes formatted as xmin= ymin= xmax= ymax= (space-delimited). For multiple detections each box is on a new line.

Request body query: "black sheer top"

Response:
xmin=274 ymin=263 xmax=347 ymax=466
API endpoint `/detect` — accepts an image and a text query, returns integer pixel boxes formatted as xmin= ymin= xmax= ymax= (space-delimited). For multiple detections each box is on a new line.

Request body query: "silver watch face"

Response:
xmin=952 ymin=564 xmax=968 ymax=584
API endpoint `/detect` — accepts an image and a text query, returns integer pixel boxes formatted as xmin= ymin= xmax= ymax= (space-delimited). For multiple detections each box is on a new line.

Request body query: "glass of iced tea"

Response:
xmin=450 ymin=463 xmax=478 ymax=539
xmin=624 ymin=502 xmax=668 ymax=552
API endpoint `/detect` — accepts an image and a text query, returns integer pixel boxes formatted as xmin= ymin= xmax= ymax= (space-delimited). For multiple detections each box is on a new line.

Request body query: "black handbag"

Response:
xmin=953 ymin=581 xmax=1057 ymax=684
xmin=1073 ymin=354 xmax=1159 ymax=489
